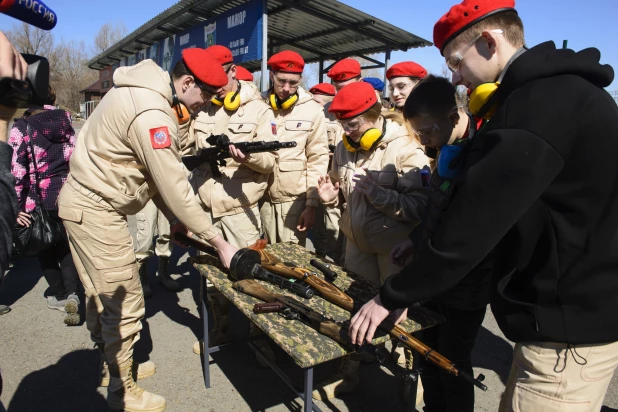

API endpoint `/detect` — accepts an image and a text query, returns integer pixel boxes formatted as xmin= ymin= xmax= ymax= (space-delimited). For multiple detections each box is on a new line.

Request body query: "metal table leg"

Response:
xmin=303 ymin=368 xmax=314 ymax=412
xmin=248 ymin=341 xmax=322 ymax=412
xmin=201 ymin=276 xmax=210 ymax=388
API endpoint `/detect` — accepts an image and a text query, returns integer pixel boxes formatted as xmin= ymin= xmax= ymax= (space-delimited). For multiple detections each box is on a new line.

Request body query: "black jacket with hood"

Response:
xmin=381 ymin=41 xmax=618 ymax=344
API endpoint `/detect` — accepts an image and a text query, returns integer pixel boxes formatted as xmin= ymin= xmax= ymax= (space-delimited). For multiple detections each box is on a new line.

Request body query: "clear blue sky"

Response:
xmin=1 ymin=0 xmax=616 ymax=89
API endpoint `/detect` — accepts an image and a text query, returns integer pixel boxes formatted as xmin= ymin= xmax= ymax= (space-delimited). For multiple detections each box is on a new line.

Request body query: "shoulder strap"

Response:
xmin=24 ymin=122 xmax=44 ymax=204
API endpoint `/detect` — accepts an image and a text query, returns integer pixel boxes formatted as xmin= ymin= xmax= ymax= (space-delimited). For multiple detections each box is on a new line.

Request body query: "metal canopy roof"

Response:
xmin=88 ymin=0 xmax=431 ymax=71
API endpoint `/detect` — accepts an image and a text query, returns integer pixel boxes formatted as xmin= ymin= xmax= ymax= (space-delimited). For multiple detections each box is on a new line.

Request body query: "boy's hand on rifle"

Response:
xmin=229 ymin=144 xmax=250 ymax=164
xmin=349 ymin=294 xmax=391 ymax=345
xmin=171 ymin=223 xmax=191 ymax=247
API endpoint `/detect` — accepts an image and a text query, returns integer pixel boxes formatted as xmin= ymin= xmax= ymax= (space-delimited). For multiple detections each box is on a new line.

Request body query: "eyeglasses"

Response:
xmin=410 ymin=123 xmax=440 ymax=138
xmin=446 ymin=29 xmax=503 ymax=73
xmin=388 ymin=81 xmax=415 ymax=93
xmin=340 ymin=117 xmax=365 ymax=132
xmin=197 ymin=83 xmax=218 ymax=99
xmin=273 ymin=76 xmax=300 ymax=88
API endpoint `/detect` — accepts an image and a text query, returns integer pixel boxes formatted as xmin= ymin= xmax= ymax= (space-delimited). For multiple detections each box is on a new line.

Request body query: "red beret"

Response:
xmin=434 ymin=0 xmax=516 ymax=54
xmin=309 ymin=83 xmax=336 ymax=96
xmin=206 ymin=45 xmax=234 ymax=66
xmin=235 ymin=66 xmax=254 ymax=82
xmin=386 ymin=62 xmax=428 ymax=80
xmin=328 ymin=82 xmax=377 ymax=120
xmin=268 ymin=51 xmax=305 ymax=73
xmin=327 ymin=59 xmax=361 ymax=82
xmin=182 ymin=48 xmax=228 ymax=88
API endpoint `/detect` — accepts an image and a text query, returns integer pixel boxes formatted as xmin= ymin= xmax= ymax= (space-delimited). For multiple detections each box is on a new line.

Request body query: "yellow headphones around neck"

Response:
xmin=468 ymin=82 xmax=499 ymax=120
xmin=211 ymin=81 xmax=241 ymax=111
xmin=341 ymin=120 xmax=386 ymax=152
xmin=469 ymin=46 xmax=528 ymax=120
xmin=269 ymin=92 xmax=298 ymax=111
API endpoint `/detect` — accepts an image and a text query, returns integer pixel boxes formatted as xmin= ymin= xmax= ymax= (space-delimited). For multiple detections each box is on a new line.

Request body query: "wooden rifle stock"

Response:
xmin=254 ymin=249 xmax=355 ymax=311
xmin=187 ymin=237 xmax=486 ymax=390
xmin=234 ymin=279 xmax=352 ymax=348
xmin=239 ymin=251 xmax=487 ymax=390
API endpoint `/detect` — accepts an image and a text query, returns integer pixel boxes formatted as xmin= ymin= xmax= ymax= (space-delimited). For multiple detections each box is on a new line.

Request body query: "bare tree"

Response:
xmin=6 ymin=22 xmax=54 ymax=55
xmin=92 ymin=22 xmax=128 ymax=56
xmin=55 ymin=40 xmax=98 ymax=111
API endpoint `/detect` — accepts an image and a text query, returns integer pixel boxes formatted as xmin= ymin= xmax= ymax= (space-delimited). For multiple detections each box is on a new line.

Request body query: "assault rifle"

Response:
xmin=234 ymin=279 xmax=420 ymax=382
xmin=181 ymin=134 xmax=297 ymax=176
xmin=246 ymin=248 xmax=488 ymax=391
xmin=174 ymin=233 xmax=314 ymax=299
xmin=178 ymin=234 xmax=486 ymax=391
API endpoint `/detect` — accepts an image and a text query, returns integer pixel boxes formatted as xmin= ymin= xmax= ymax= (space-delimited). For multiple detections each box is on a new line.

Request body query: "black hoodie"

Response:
xmin=380 ymin=42 xmax=618 ymax=344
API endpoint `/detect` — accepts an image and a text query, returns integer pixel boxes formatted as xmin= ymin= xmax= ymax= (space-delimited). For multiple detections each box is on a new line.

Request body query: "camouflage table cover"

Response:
xmin=193 ymin=242 xmax=443 ymax=369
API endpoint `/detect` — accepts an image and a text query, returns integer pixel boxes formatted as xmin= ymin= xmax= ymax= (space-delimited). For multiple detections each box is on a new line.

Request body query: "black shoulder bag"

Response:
xmin=13 ymin=123 xmax=66 ymax=257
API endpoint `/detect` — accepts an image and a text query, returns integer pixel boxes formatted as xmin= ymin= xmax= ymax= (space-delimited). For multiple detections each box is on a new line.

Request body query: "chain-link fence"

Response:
xmin=610 ymin=90 xmax=618 ymax=105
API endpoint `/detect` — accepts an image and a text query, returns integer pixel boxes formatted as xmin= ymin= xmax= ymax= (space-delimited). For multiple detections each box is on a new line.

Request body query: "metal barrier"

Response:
xmin=80 ymin=100 xmax=100 ymax=120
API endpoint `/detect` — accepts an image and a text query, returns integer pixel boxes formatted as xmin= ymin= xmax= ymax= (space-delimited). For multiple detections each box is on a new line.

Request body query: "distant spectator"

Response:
xmin=10 ymin=85 xmax=81 ymax=326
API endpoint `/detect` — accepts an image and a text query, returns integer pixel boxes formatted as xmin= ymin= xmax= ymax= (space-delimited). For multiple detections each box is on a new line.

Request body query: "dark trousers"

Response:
xmin=416 ymin=301 xmax=487 ymax=412
xmin=38 ymin=212 xmax=79 ymax=299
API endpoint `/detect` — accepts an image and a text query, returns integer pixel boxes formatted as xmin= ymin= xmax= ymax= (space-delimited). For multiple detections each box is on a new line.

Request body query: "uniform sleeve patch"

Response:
xmin=149 ymin=126 xmax=171 ymax=149
xmin=271 ymin=121 xmax=277 ymax=136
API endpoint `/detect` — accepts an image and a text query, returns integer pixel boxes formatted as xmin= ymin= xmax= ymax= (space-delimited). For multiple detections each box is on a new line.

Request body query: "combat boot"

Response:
xmin=193 ymin=290 xmax=233 ymax=354
xmin=107 ymin=359 xmax=166 ymax=412
xmin=157 ymin=256 xmax=179 ymax=292
xmin=138 ymin=259 xmax=152 ymax=299
xmin=312 ymin=353 xmax=361 ymax=400
xmin=97 ymin=343 xmax=156 ymax=387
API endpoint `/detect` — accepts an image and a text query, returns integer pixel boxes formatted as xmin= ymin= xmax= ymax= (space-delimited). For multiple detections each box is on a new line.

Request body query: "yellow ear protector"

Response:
xmin=468 ymin=46 xmax=528 ymax=120
xmin=341 ymin=118 xmax=386 ymax=152
xmin=468 ymin=82 xmax=499 ymax=120
xmin=171 ymin=83 xmax=190 ymax=125
xmin=211 ymin=81 xmax=242 ymax=111
xmin=269 ymin=92 xmax=298 ymax=111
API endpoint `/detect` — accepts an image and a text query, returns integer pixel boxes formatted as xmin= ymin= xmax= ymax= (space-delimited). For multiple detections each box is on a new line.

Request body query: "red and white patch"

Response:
xmin=149 ymin=126 xmax=171 ymax=149
xmin=271 ymin=121 xmax=277 ymax=136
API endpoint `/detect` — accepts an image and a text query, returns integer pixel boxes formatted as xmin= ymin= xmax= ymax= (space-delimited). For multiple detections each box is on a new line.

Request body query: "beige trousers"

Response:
xmin=127 ymin=199 xmax=172 ymax=262
xmin=499 ymin=340 xmax=618 ymax=412
xmin=313 ymin=203 xmax=345 ymax=265
xmin=259 ymin=198 xmax=307 ymax=246
xmin=204 ymin=204 xmax=262 ymax=249
xmin=58 ymin=177 xmax=144 ymax=367
xmin=344 ymin=239 xmax=401 ymax=286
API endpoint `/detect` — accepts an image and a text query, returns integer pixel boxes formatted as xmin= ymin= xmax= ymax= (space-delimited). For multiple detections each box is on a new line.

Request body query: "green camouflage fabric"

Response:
xmin=191 ymin=242 xmax=443 ymax=369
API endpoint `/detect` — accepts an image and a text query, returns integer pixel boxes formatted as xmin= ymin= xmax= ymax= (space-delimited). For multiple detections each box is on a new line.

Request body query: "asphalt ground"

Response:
xmin=2 ymin=244 xmax=618 ymax=412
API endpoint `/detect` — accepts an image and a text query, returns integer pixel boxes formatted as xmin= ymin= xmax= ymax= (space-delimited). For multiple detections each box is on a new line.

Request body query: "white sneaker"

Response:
xmin=47 ymin=296 xmax=67 ymax=312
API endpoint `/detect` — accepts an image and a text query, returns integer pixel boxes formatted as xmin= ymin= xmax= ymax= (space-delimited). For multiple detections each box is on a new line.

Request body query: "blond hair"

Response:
xmin=455 ymin=11 xmax=524 ymax=49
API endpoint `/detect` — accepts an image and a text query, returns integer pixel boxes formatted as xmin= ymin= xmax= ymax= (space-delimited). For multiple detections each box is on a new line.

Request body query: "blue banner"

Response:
xmin=214 ymin=0 xmax=263 ymax=63
xmin=104 ymin=0 xmax=263 ymax=74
